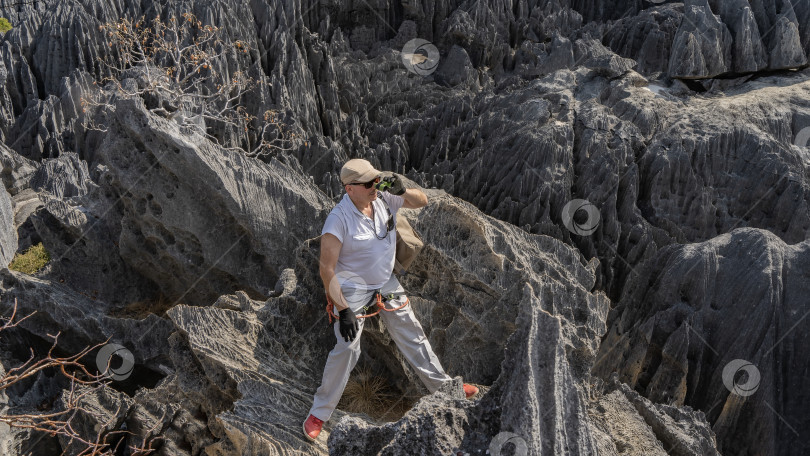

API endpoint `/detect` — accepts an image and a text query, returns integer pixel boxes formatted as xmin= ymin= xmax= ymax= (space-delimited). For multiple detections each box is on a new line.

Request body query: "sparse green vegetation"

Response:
xmin=0 ymin=18 xmax=12 ymax=33
xmin=8 ymin=243 xmax=50 ymax=274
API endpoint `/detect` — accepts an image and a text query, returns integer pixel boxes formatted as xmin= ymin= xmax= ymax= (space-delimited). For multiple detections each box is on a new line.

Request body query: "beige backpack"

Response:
xmin=378 ymin=197 xmax=423 ymax=274
xmin=394 ymin=216 xmax=423 ymax=274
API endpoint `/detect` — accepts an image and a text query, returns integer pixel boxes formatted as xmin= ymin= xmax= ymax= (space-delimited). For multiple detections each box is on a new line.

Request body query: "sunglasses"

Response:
xmin=348 ymin=177 xmax=381 ymax=189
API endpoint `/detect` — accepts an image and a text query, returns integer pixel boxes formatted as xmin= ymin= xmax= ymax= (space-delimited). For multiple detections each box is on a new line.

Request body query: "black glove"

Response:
xmin=338 ymin=308 xmax=359 ymax=342
xmin=380 ymin=174 xmax=406 ymax=195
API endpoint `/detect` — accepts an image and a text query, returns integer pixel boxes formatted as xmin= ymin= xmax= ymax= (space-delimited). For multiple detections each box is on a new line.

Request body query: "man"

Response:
xmin=303 ymin=159 xmax=478 ymax=441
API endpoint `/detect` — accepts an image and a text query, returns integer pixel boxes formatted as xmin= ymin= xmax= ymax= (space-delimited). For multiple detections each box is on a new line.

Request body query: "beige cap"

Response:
xmin=340 ymin=159 xmax=381 ymax=185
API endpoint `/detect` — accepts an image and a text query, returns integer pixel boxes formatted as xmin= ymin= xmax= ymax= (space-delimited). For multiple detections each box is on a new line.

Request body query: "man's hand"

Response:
xmin=338 ymin=308 xmax=359 ymax=342
xmin=379 ymin=174 xmax=406 ymax=195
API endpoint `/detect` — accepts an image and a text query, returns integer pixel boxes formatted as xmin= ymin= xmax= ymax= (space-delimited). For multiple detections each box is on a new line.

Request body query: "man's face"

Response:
xmin=345 ymin=177 xmax=380 ymax=204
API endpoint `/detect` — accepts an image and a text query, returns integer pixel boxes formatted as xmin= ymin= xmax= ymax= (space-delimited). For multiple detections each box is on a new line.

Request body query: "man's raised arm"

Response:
xmin=401 ymin=188 xmax=428 ymax=209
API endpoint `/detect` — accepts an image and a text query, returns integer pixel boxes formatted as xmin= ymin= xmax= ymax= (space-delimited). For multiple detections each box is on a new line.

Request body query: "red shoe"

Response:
xmin=303 ymin=414 xmax=324 ymax=441
xmin=463 ymin=383 xmax=479 ymax=399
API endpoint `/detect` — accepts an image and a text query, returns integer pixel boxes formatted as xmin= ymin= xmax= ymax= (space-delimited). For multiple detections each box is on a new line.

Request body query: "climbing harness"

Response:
xmin=326 ymin=290 xmax=409 ymax=323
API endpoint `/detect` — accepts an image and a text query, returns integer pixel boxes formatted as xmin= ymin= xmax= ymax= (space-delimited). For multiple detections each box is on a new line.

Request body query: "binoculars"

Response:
xmin=374 ymin=178 xmax=393 ymax=192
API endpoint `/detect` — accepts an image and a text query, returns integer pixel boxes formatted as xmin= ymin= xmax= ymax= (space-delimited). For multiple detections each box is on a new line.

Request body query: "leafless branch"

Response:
xmin=0 ymin=298 xmax=159 ymax=455
xmin=80 ymin=13 xmax=305 ymax=156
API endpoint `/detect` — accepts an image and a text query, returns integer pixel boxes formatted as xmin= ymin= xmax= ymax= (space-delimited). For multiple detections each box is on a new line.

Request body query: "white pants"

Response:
xmin=308 ymin=274 xmax=452 ymax=421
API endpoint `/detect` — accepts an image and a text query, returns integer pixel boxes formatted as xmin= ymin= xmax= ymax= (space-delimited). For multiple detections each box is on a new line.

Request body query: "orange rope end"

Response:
xmin=385 ymin=296 xmax=409 ymax=311
xmin=326 ymin=294 xmax=335 ymax=324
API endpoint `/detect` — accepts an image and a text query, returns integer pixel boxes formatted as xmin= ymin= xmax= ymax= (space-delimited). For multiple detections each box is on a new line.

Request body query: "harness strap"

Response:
xmin=325 ymin=290 xmax=409 ymax=323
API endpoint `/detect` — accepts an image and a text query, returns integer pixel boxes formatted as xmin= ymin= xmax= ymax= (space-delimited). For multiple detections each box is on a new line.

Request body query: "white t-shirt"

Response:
xmin=322 ymin=192 xmax=405 ymax=293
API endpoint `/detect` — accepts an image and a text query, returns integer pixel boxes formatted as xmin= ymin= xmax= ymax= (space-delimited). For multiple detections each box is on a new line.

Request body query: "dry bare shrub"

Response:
xmin=0 ymin=298 xmax=161 ymax=455
xmin=81 ymin=13 xmax=304 ymax=157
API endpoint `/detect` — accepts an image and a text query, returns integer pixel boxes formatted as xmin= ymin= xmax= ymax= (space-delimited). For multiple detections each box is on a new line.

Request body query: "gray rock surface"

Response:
xmin=5 ymin=71 xmax=90 ymax=161
xmin=9 ymin=188 xmax=40 ymax=254
xmin=24 ymin=189 xmax=158 ymax=307
xmin=0 ymin=142 xmax=37 ymax=196
xmin=0 ymin=365 xmax=63 ymax=455
xmin=603 ymin=5 xmax=684 ymax=77
xmin=0 ymin=0 xmax=807 ymax=455
xmin=29 ymin=152 xmax=94 ymax=199
xmin=715 ymin=0 xmax=769 ymax=73
xmin=589 ymin=375 xmax=720 ymax=456
xmin=0 ymin=268 xmax=175 ymax=377
xmin=86 ymin=97 xmax=332 ymax=305
xmin=601 ymin=1 xmax=810 ymax=79
xmin=0 ymin=183 xmax=14 ymax=268
xmin=325 ymin=194 xmax=716 ymax=455
xmin=668 ymin=0 xmax=734 ymax=79
xmin=54 ymin=384 xmax=133 ymax=455
xmin=86 ymin=193 xmax=716 ymax=456
xmin=593 ymin=228 xmax=810 ymax=456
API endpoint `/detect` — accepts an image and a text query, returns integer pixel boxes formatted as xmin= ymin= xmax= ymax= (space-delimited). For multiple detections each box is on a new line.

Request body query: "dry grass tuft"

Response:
xmin=339 ymin=367 xmax=412 ymax=422
xmin=8 ymin=243 xmax=50 ymax=274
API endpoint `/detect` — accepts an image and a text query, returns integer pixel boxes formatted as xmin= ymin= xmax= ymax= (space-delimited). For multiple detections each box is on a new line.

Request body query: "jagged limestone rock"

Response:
xmin=29 ymin=152 xmax=94 ymax=199
xmin=121 ymin=192 xmax=716 ymax=455
xmin=0 ymin=269 xmax=175 ymax=373
xmin=0 ymin=0 xmax=808 ymax=455
xmin=88 ymin=97 xmax=332 ymax=305
xmin=668 ymin=0 xmax=734 ymax=79
xmin=589 ymin=375 xmax=720 ymax=456
xmin=54 ymin=384 xmax=133 ymax=455
xmin=593 ymin=228 xmax=810 ymax=456
xmin=0 ymin=184 xmax=14 ymax=268
xmin=0 ymin=142 xmax=37 ymax=196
